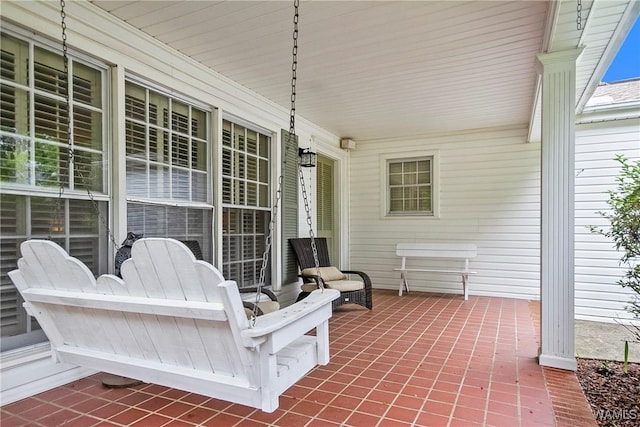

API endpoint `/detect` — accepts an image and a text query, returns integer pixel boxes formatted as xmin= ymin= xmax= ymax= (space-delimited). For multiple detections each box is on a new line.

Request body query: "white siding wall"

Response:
xmin=349 ymin=126 xmax=542 ymax=300
xmin=575 ymin=117 xmax=640 ymax=322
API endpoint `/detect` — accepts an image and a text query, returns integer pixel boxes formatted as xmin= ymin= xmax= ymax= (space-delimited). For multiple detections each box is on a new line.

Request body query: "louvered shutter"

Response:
xmin=281 ymin=130 xmax=299 ymax=284
xmin=316 ymin=155 xmax=336 ymax=262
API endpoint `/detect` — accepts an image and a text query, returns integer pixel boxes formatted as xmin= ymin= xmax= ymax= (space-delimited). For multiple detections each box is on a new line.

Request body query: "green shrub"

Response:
xmin=591 ymin=155 xmax=640 ymax=341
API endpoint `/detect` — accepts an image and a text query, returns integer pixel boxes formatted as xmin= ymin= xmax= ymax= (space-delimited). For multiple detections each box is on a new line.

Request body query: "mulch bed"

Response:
xmin=577 ymin=358 xmax=640 ymax=427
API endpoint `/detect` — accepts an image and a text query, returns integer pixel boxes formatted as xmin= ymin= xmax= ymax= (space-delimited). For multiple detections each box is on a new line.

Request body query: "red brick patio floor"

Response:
xmin=1 ymin=290 xmax=597 ymax=426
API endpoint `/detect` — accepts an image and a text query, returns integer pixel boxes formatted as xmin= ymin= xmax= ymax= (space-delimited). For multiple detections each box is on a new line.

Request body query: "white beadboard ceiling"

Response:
xmin=90 ymin=0 xmax=636 ymax=141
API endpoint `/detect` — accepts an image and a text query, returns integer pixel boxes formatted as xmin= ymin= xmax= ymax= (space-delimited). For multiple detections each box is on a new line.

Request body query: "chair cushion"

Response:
xmin=241 ymin=292 xmax=273 ymax=303
xmin=244 ymin=301 xmax=280 ymax=319
xmin=325 ymin=280 xmax=364 ymax=292
xmin=301 ymin=283 xmax=318 ymax=292
xmin=301 ymin=266 xmax=346 ymax=282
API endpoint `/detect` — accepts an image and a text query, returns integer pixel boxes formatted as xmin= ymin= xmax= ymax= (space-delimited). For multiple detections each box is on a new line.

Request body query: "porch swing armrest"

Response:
xmin=241 ymin=289 xmax=339 ymax=351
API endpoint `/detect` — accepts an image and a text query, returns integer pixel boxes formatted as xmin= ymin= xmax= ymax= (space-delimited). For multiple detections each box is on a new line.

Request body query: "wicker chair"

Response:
xmin=289 ymin=238 xmax=372 ymax=310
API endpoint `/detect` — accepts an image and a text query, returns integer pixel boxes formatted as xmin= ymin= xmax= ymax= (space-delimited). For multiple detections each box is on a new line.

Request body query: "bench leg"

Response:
xmin=399 ymin=271 xmax=410 ymax=296
xmin=462 ymin=273 xmax=468 ymax=301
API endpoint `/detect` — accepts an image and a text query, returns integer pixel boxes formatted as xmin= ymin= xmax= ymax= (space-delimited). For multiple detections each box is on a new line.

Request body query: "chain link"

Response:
xmin=576 ymin=0 xmax=582 ymax=31
xmin=49 ymin=0 xmax=119 ymax=250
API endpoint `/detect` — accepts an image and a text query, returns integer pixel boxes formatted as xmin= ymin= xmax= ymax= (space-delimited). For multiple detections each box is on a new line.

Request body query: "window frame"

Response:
xmin=380 ymin=150 xmax=440 ymax=219
xmin=220 ymin=117 xmax=274 ymax=288
xmin=0 ymin=28 xmax=110 ymax=352
xmin=123 ymin=78 xmax=211 ymax=206
xmin=123 ymin=76 xmax=214 ymax=261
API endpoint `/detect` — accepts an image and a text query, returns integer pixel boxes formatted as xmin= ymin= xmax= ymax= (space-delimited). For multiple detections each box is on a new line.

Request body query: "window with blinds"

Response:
xmin=124 ymin=81 xmax=212 ymax=260
xmin=0 ymin=31 xmax=108 ymax=352
xmin=387 ymin=157 xmax=433 ymax=215
xmin=125 ymin=81 xmax=208 ymax=203
xmin=221 ymin=120 xmax=272 ymax=287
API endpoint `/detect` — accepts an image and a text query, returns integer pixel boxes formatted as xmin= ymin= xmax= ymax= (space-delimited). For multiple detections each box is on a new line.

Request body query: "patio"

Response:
xmin=1 ymin=290 xmax=597 ymax=427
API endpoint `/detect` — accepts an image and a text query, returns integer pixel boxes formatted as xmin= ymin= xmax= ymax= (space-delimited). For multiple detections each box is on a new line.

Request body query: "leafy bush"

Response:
xmin=591 ymin=155 xmax=640 ymax=341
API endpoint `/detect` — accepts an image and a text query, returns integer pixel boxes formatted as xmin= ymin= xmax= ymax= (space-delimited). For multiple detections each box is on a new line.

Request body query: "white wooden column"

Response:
xmin=537 ymin=48 xmax=583 ymax=371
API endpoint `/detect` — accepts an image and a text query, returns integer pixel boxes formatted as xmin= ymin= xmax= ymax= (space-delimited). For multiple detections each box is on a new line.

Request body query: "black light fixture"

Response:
xmin=298 ymin=147 xmax=317 ymax=167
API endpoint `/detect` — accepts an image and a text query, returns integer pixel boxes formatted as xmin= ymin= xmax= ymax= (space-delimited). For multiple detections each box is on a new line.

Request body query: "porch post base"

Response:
xmin=539 ymin=353 xmax=577 ymax=371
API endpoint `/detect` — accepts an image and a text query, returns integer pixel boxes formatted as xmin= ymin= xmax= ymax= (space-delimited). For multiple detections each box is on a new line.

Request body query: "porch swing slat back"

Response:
xmin=9 ymin=238 xmax=339 ymax=412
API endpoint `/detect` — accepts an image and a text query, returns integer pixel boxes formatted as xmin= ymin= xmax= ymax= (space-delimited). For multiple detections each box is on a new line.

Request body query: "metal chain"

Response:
xmin=252 ymin=0 xmax=298 ymax=326
xmin=49 ymin=0 xmax=119 ymax=250
xmin=250 ymin=0 xmax=325 ymax=327
xmin=576 ymin=0 xmax=582 ymax=31
xmin=49 ymin=0 xmax=70 ymax=239
xmin=290 ymin=0 xmax=321 ymax=285
xmin=289 ymin=0 xmax=321 ymax=285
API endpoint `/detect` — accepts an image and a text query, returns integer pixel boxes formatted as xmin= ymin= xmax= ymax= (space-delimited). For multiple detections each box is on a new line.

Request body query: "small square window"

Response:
xmin=386 ymin=156 xmax=435 ymax=216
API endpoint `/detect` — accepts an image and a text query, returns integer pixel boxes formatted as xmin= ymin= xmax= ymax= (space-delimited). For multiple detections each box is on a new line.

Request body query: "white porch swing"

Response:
xmin=8 ymin=0 xmax=339 ymax=413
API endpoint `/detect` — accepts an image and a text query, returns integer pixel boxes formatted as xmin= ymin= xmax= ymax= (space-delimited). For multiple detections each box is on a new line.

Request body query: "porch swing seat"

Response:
xmin=9 ymin=238 xmax=339 ymax=412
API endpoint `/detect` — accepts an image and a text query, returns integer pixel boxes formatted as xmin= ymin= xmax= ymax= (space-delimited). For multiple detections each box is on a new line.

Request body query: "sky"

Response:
xmin=601 ymin=16 xmax=640 ymax=83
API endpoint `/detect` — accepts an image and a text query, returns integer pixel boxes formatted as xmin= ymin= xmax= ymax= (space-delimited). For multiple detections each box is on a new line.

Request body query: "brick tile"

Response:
xmin=414 ymin=412 xmax=450 ymax=427
xmin=130 ymin=413 xmax=172 ymax=426
xmin=346 ymin=411 xmax=382 ymax=426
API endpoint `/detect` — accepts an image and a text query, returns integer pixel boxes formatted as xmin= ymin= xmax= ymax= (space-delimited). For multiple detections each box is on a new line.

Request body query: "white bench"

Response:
xmin=9 ymin=238 xmax=339 ymax=413
xmin=394 ymin=243 xmax=477 ymax=300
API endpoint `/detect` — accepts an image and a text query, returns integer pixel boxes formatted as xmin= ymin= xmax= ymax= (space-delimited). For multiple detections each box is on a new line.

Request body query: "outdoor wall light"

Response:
xmin=298 ymin=147 xmax=317 ymax=167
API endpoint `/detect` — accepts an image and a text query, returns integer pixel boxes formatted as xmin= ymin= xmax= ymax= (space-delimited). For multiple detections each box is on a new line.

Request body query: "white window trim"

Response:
xmin=379 ymin=150 xmax=440 ymax=219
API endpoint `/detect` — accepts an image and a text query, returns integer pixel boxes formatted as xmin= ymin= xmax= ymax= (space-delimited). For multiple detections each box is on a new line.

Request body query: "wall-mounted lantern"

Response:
xmin=298 ymin=147 xmax=317 ymax=168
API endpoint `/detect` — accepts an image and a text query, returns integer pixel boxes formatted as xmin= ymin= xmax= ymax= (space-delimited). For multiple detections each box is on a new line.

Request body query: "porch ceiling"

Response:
xmin=90 ymin=0 xmax=636 ymax=141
